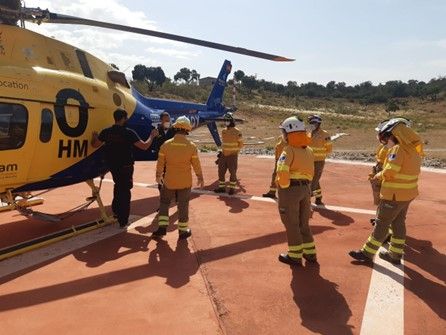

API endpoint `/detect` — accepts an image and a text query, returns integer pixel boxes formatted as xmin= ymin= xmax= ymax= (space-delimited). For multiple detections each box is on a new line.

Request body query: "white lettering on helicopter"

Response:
xmin=0 ymin=164 xmax=18 ymax=173
xmin=58 ymin=140 xmax=88 ymax=159
xmin=0 ymin=80 xmax=29 ymax=90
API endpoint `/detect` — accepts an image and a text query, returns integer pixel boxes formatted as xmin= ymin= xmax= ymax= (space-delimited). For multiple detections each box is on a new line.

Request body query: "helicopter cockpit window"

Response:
xmin=75 ymin=49 xmax=94 ymax=79
xmin=0 ymin=103 xmax=28 ymax=151
xmin=39 ymin=109 xmax=53 ymax=143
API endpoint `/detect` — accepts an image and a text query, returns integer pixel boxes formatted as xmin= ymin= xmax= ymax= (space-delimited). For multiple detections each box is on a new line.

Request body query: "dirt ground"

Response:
xmin=193 ymin=99 xmax=446 ymax=168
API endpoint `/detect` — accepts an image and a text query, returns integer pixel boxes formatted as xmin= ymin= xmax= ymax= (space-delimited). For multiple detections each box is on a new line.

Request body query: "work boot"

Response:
xmin=278 ymin=253 xmax=302 ymax=266
xmin=214 ymin=187 xmax=226 ymax=193
xmin=152 ymin=226 xmax=167 ymax=237
xmin=303 ymin=254 xmax=319 ymax=264
xmin=315 ymin=197 xmax=324 ymax=206
xmin=348 ymin=250 xmax=372 ymax=263
xmin=179 ymin=228 xmax=192 ymax=239
xmin=262 ymin=191 xmax=277 ymax=199
xmin=379 ymin=251 xmax=401 ymax=265
xmin=228 ymin=188 xmax=235 ymax=195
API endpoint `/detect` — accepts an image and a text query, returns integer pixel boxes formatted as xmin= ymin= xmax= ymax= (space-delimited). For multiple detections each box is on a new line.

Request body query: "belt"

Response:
xmin=290 ymin=179 xmax=309 ymax=186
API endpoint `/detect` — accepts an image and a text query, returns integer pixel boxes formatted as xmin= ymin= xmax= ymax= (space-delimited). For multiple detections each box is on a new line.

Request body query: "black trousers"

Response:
xmin=110 ymin=165 xmax=134 ymax=226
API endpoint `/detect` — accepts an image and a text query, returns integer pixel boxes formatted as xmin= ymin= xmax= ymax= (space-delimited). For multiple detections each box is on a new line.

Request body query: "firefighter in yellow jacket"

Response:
xmin=214 ymin=113 xmax=243 ymax=195
xmin=308 ymin=115 xmax=332 ymax=205
xmin=276 ymin=116 xmax=317 ymax=266
xmin=262 ymin=135 xmax=286 ymax=199
xmin=369 ymin=118 xmax=412 ymax=226
xmin=350 ymin=120 xmax=423 ymax=264
xmin=153 ymin=116 xmax=204 ymax=239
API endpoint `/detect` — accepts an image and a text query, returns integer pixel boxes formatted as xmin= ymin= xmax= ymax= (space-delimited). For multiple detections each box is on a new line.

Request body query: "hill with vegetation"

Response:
xmin=130 ymin=65 xmax=446 ymax=168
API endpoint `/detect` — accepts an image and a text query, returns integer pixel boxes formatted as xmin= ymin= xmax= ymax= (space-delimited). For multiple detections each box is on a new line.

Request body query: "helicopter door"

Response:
xmin=0 ymin=101 xmax=35 ymax=191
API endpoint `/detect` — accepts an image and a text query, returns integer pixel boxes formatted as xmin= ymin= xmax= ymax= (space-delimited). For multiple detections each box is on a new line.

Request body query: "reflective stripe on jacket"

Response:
xmin=276 ymin=146 xmax=314 ymax=188
xmin=156 ymin=134 xmax=203 ymax=189
xmin=376 ymin=145 xmax=421 ymax=201
xmin=309 ymin=128 xmax=332 ymax=161
xmin=222 ymin=127 xmax=243 ymax=156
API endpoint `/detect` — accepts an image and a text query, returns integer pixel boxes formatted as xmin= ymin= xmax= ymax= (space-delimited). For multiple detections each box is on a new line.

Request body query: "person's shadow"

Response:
xmin=218 ymin=196 xmax=250 ymax=213
xmin=403 ymin=236 xmax=446 ymax=320
xmin=313 ymin=207 xmax=355 ymax=226
xmin=73 ymin=231 xmax=150 ymax=267
xmin=291 ymin=265 xmax=354 ymax=335
xmin=404 ymin=236 xmax=446 ymax=284
xmin=148 ymin=239 xmax=198 ymax=288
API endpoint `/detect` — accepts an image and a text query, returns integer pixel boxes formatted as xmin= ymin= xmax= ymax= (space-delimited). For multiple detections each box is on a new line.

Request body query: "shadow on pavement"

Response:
xmin=313 ymin=207 xmax=355 ymax=226
xmin=291 ymin=265 xmax=354 ymax=335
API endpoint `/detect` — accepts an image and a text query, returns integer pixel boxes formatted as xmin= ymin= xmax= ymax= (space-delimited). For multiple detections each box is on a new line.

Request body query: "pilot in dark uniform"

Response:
xmin=92 ymin=109 xmax=158 ymax=227
xmin=152 ymin=112 xmax=175 ymax=190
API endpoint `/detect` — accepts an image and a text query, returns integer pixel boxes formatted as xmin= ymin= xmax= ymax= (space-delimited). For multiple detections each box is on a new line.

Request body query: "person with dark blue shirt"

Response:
xmin=92 ymin=109 xmax=158 ymax=227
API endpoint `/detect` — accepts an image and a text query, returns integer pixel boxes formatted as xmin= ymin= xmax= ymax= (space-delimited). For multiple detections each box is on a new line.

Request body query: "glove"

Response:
xmin=197 ymin=176 xmax=204 ymax=188
xmin=367 ymin=173 xmax=375 ymax=181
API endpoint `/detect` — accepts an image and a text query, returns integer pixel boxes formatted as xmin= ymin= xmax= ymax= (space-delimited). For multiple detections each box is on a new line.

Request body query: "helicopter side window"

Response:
xmin=0 ymin=103 xmax=28 ymax=151
xmin=39 ymin=109 xmax=53 ymax=143
xmin=76 ymin=49 xmax=94 ymax=79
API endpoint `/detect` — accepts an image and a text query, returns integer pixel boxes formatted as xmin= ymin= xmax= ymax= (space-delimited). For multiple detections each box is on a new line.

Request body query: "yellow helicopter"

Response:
xmin=0 ymin=1 xmax=293 ymax=220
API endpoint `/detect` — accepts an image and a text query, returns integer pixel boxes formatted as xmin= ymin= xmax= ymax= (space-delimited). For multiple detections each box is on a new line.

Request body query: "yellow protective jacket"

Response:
xmin=375 ymin=145 xmax=421 ymax=201
xmin=375 ymin=144 xmax=389 ymax=165
xmin=274 ymin=136 xmax=287 ymax=160
xmin=276 ymin=146 xmax=314 ymax=188
xmin=222 ymin=127 xmax=243 ymax=156
xmin=309 ymin=128 xmax=332 ymax=161
xmin=156 ymin=134 xmax=203 ymax=189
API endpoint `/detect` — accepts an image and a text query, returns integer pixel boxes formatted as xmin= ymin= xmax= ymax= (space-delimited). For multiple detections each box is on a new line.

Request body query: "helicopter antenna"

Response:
xmin=1 ymin=5 xmax=294 ymax=62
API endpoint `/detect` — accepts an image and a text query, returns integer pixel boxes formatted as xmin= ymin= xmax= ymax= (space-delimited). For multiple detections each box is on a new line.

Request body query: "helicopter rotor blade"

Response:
xmin=11 ymin=6 xmax=294 ymax=62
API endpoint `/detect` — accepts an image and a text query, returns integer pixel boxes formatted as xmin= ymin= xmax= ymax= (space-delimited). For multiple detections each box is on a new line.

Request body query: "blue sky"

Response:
xmin=26 ymin=0 xmax=446 ymax=85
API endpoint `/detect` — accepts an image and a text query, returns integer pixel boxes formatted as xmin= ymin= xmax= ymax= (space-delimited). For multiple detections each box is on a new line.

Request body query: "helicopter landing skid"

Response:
xmin=0 ymin=191 xmax=44 ymax=213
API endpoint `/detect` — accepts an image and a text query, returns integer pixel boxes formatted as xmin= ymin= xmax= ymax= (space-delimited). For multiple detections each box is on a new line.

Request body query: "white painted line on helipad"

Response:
xmin=101 ymin=178 xmax=376 ymax=216
xmin=0 ymin=214 xmax=155 ymax=279
xmin=360 ymin=247 xmax=404 ymax=335
xmin=256 ymin=155 xmax=446 ymax=174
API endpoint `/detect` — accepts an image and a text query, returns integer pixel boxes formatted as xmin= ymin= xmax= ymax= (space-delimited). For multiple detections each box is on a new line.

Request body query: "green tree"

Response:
xmin=385 ymin=100 xmax=400 ymax=116
xmin=146 ymin=66 xmax=167 ymax=88
xmin=234 ymin=70 xmax=245 ymax=82
xmin=191 ymin=69 xmax=200 ymax=84
xmin=241 ymin=75 xmax=258 ymax=92
xmin=132 ymin=64 xmax=147 ymax=81
xmin=174 ymin=68 xmax=192 ymax=83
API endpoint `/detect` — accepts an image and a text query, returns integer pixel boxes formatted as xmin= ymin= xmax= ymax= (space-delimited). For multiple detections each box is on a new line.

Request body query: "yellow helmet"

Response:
xmin=172 ymin=116 xmax=192 ymax=131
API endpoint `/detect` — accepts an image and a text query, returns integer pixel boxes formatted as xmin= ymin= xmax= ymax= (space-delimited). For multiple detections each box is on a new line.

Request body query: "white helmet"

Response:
xmin=172 ymin=116 xmax=192 ymax=131
xmin=279 ymin=116 xmax=306 ymax=133
xmin=375 ymin=117 xmax=412 ymax=132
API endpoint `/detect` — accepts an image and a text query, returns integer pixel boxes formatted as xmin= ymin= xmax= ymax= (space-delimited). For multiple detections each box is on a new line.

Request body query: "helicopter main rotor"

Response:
xmin=0 ymin=4 xmax=294 ymax=62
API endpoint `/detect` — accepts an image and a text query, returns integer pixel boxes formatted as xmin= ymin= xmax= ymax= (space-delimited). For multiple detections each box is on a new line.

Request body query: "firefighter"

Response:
xmin=262 ymin=135 xmax=286 ymax=199
xmin=349 ymin=120 xmax=423 ymax=265
xmin=276 ymin=116 xmax=316 ymax=266
xmin=153 ymin=116 xmax=204 ymax=239
xmin=214 ymin=112 xmax=243 ymax=195
xmin=308 ymin=115 xmax=332 ymax=205
xmin=370 ymin=118 xmax=412 ymax=223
